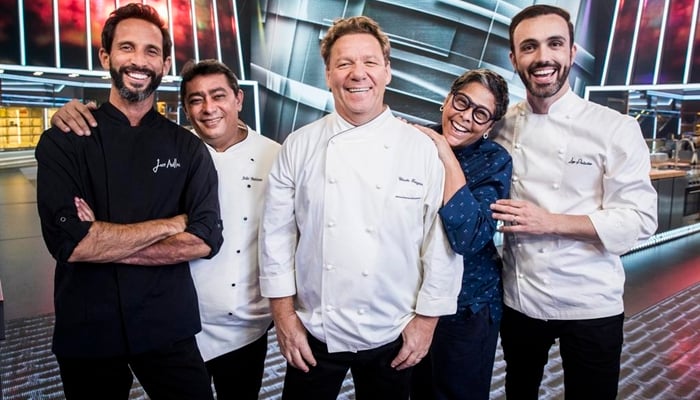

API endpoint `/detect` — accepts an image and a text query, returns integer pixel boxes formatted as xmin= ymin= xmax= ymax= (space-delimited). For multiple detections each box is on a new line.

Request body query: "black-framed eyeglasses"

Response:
xmin=450 ymin=92 xmax=494 ymax=125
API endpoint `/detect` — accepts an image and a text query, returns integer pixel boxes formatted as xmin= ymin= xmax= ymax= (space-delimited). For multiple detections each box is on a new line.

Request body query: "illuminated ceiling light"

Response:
xmin=0 ymin=69 xmax=4 ymax=74
xmin=101 ymin=75 xmax=110 ymax=79
xmin=33 ymin=71 xmax=44 ymax=76
xmin=68 ymin=73 xmax=80 ymax=78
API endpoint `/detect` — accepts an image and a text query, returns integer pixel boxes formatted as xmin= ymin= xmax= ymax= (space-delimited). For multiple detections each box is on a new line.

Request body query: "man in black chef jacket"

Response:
xmin=34 ymin=4 xmax=223 ymax=399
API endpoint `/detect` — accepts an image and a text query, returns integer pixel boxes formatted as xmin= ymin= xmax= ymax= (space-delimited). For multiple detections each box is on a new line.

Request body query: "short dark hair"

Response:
xmin=179 ymin=59 xmax=240 ymax=109
xmin=509 ymin=5 xmax=574 ymax=53
xmin=101 ymin=3 xmax=172 ymax=60
xmin=320 ymin=16 xmax=390 ymax=67
xmin=450 ymin=69 xmax=509 ymax=122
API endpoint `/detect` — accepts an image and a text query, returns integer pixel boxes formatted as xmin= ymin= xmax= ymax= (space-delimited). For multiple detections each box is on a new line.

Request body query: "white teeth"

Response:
xmin=533 ymin=69 xmax=555 ymax=76
xmin=127 ymin=71 xmax=148 ymax=80
xmin=201 ymin=117 xmax=222 ymax=127
xmin=348 ymin=88 xmax=370 ymax=93
xmin=451 ymin=120 xmax=467 ymax=133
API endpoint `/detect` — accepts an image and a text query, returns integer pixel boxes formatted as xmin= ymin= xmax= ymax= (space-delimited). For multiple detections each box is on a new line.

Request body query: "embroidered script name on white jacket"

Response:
xmin=190 ymin=128 xmax=280 ymax=362
xmin=260 ymin=108 xmax=462 ymax=353
xmin=494 ymin=90 xmax=658 ymax=321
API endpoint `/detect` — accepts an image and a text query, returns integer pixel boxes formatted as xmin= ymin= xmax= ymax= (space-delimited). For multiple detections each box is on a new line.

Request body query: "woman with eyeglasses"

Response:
xmin=409 ymin=69 xmax=512 ymax=400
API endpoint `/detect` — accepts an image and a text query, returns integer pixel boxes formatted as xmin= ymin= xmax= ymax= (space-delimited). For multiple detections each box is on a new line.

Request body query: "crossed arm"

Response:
xmin=70 ymin=197 xmax=211 ymax=265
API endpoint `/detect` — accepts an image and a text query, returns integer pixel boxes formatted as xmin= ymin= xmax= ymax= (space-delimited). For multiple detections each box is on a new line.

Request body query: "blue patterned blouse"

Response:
xmin=432 ymin=124 xmax=513 ymax=323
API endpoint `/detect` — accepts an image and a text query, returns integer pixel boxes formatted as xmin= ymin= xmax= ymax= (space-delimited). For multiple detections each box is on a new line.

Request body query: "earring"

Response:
xmin=439 ymin=105 xmax=444 ymax=111
xmin=483 ymin=132 xmax=489 ymax=139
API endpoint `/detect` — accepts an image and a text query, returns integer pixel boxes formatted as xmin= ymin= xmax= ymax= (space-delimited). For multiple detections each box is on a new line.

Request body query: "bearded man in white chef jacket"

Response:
xmin=259 ymin=16 xmax=462 ymax=400
xmin=490 ymin=5 xmax=658 ymax=400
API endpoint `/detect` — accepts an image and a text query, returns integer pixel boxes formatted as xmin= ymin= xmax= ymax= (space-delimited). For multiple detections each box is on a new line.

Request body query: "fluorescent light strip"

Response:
xmin=18 ymin=0 xmax=26 ymax=65
xmin=684 ymin=0 xmax=700 ymax=83
xmin=627 ymin=223 xmax=700 ymax=254
xmin=602 ymin=0 xmax=621 ymax=85
xmin=213 ymin=0 xmax=222 ymax=63
xmin=232 ymin=0 xmax=245 ymax=79
xmin=625 ymin=1 xmax=645 ymax=85
xmin=0 ymin=64 xmax=107 ymax=78
xmin=86 ymin=0 xmax=92 ymax=70
xmin=653 ymin=0 xmax=671 ymax=84
xmin=191 ymin=0 xmax=199 ymax=62
xmin=584 ymin=82 xmax=700 ymax=102
xmin=167 ymin=0 xmax=176 ymax=75
xmin=54 ymin=0 xmax=60 ymax=67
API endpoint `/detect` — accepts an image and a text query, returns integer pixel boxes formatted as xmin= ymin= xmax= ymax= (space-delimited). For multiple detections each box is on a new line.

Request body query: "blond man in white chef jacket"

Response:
xmin=259 ymin=16 xmax=462 ymax=400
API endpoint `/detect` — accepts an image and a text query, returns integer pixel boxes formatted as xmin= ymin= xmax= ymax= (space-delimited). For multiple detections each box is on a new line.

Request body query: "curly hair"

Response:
xmin=450 ymin=69 xmax=509 ymax=122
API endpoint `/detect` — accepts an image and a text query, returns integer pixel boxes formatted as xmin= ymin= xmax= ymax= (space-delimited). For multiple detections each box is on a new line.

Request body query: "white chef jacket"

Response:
xmin=190 ymin=127 xmax=280 ymax=361
xmin=259 ymin=108 xmax=462 ymax=353
xmin=493 ymin=90 xmax=657 ymax=320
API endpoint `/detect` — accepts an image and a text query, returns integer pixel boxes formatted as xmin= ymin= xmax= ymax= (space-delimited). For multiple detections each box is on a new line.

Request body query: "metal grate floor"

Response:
xmin=2 ymin=282 xmax=698 ymax=399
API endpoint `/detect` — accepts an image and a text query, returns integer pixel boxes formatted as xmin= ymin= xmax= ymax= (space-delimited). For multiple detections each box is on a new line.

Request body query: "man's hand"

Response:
xmin=270 ymin=297 xmax=317 ymax=372
xmin=51 ymin=99 xmax=98 ymax=136
xmin=491 ymin=199 xmax=598 ymax=240
xmin=390 ymin=315 xmax=437 ymax=370
xmin=490 ymin=198 xmax=552 ymax=234
xmin=74 ymin=197 xmax=95 ymax=222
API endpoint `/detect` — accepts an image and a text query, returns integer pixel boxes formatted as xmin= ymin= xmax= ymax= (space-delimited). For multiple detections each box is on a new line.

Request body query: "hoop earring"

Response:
xmin=483 ymin=132 xmax=489 ymax=139
xmin=439 ymin=105 xmax=444 ymax=111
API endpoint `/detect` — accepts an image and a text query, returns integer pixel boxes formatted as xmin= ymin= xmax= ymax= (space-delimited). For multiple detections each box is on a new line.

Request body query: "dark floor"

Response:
xmin=1 ymin=165 xmax=699 ymax=399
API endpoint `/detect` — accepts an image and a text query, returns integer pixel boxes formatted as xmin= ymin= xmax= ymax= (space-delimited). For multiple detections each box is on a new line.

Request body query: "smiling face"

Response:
xmin=510 ymin=13 xmax=576 ymax=110
xmin=100 ymin=18 xmax=171 ymax=105
xmin=183 ymin=73 xmax=244 ymax=152
xmin=441 ymin=81 xmax=496 ymax=148
xmin=325 ymin=33 xmax=391 ymax=126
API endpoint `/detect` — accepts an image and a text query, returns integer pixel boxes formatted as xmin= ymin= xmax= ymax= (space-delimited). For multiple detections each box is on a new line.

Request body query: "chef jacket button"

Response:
xmin=327 ymin=221 xmax=335 ymax=228
xmin=228 ymin=312 xmax=233 ymax=316
xmin=518 ymin=273 xmax=524 ymax=279
xmin=329 ymin=178 xmax=337 ymax=184
xmin=512 ymin=176 xmax=519 ymax=182
xmin=59 ymin=217 xmax=67 ymax=222
xmin=358 ymin=308 xmax=366 ymax=315
xmin=543 ymin=279 xmax=550 ymax=285
xmin=539 ymin=248 xmax=545 ymax=253
xmin=558 ymin=148 xmax=565 ymax=154
xmin=376 ymin=184 xmax=382 ymax=189
xmin=243 ymin=217 xmax=248 ymax=221
xmin=366 ymin=226 xmax=375 ymax=233
xmin=231 ymin=283 xmax=236 ymax=287
xmin=514 ymin=143 xmax=521 ymax=149
xmin=325 ymin=264 xmax=334 ymax=271
xmin=236 ymin=249 xmax=241 ymax=253
xmin=326 ymin=305 xmax=334 ymax=312
xmin=384 ymin=144 xmax=390 ymax=149
xmin=362 ymin=270 xmax=370 ymax=277
xmin=552 ymin=183 xmax=560 ymax=190
xmin=247 ymin=184 xmax=251 ymax=188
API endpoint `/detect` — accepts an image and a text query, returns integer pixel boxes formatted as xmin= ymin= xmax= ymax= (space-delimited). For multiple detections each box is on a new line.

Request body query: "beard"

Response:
xmin=110 ymin=64 xmax=162 ymax=103
xmin=518 ymin=61 xmax=570 ymax=99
